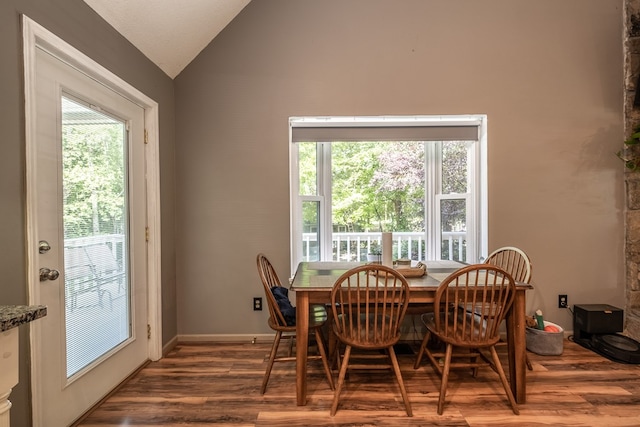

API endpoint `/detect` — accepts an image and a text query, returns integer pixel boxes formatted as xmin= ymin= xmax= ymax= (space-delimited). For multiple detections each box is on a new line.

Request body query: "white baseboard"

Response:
xmin=177 ymin=333 xmax=276 ymax=344
xmin=162 ymin=335 xmax=179 ymax=356
xmin=171 ymin=329 xmax=574 ymax=350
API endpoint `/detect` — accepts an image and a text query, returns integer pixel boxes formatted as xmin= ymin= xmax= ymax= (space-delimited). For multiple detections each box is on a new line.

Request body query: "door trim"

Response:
xmin=22 ymin=15 xmax=162 ymax=424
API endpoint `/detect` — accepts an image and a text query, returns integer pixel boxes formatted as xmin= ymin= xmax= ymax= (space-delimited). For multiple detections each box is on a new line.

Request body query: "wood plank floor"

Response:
xmin=76 ymin=338 xmax=640 ymax=426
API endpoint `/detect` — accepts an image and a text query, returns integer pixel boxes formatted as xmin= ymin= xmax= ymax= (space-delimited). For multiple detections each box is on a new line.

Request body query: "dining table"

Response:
xmin=290 ymin=260 xmax=533 ymax=406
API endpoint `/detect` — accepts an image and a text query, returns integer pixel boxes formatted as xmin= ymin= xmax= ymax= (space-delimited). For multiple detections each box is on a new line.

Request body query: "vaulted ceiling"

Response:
xmin=83 ymin=0 xmax=251 ymax=79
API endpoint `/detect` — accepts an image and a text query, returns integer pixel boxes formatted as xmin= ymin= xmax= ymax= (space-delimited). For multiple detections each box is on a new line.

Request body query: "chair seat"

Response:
xmin=268 ymin=304 xmax=328 ymax=331
xmin=422 ymin=311 xmax=499 ymax=347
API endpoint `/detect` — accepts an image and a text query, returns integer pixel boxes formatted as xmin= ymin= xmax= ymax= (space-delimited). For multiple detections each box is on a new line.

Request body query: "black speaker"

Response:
xmin=573 ymin=304 xmax=640 ymax=364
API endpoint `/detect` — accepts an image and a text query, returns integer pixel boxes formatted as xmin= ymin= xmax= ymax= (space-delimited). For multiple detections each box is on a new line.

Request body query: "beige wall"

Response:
xmin=0 ymin=0 xmax=177 ymax=424
xmin=175 ymin=0 xmax=625 ymax=337
xmin=0 ymin=0 xmax=624 ymax=423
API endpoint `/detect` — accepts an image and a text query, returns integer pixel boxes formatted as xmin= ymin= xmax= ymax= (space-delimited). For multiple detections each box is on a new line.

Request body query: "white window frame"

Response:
xmin=289 ymin=115 xmax=488 ymax=274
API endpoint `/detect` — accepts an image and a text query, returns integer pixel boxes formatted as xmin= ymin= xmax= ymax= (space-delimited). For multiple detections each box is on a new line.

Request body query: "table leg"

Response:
xmin=295 ymin=291 xmax=310 ymax=406
xmin=506 ymin=289 xmax=527 ymax=403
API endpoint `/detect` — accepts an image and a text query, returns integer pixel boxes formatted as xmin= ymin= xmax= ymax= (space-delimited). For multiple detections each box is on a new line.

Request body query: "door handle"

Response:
xmin=39 ymin=240 xmax=52 ymax=254
xmin=39 ymin=268 xmax=60 ymax=282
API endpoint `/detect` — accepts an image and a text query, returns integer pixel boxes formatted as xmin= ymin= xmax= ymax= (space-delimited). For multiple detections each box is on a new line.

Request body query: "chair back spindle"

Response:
xmin=256 ymin=254 xmax=288 ymax=328
xmin=435 ymin=266 xmax=515 ymax=348
xmin=332 ymin=266 xmax=409 ymax=349
xmin=483 ymin=245 xmax=534 ymax=370
xmin=484 ymin=246 xmax=532 ymax=284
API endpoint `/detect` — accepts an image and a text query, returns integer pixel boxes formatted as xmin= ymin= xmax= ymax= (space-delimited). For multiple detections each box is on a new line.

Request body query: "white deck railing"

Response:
xmin=64 ymin=234 xmax=126 ymax=268
xmin=64 ymin=234 xmax=125 ymax=248
xmin=302 ymin=231 xmax=466 ymax=262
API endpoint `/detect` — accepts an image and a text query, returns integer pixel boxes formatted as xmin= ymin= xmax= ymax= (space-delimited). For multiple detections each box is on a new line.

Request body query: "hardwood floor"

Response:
xmin=77 ymin=338 xmax=640 ymax=426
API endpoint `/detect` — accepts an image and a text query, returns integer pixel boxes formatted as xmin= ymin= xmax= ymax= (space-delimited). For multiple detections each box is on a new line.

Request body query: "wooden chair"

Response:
xmin=414 ymin=264 xmax=519 ymax=415
xmin=485 ymin=246 xmax=533 ymax=370
xmin=255 ymin=253 xmax=334 ymax=394
xmin=485 ymin=246 xmax=532 ymax=284
xmin=329 ymin=264 xmax=412 ymax=416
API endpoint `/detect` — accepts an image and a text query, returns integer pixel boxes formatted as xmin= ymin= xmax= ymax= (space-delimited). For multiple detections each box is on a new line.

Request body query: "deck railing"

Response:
xmin=64 ymin=234 xmax=126 ymax=272
xmin=302 ymin=231 xmax=466 ymax=262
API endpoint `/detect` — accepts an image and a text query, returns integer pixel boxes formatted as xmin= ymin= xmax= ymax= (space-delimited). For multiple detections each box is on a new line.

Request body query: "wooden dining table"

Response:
xmin=290 ymin=260 xmax=533 ymax=406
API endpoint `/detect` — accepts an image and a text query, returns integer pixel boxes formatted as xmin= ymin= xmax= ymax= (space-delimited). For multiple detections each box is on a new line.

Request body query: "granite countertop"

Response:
xmin=0 ymin=305 xmax=47 ymax=332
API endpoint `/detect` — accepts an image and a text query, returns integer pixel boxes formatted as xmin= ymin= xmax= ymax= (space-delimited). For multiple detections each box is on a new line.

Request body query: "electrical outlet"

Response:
xmin=253 ymin=297 xmax=262 ymax=311
xmin=558 ymin=294 xmax=568 ymax=308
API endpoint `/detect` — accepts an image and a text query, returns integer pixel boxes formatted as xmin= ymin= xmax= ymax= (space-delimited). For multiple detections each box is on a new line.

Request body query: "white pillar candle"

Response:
xmin=382 ymin=232 xmax=393 ymax=267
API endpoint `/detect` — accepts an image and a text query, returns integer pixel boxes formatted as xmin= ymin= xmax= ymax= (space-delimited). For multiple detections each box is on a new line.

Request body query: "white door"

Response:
xmin=31 ymin=46 xmax=149 ymax=426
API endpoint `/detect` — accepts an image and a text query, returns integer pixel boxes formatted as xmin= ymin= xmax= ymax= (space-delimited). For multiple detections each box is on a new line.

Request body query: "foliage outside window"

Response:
xmin=292 ymin=128 xmax=481 ymax=268
xmin=62 ymin=96 xmax=126 ymax=240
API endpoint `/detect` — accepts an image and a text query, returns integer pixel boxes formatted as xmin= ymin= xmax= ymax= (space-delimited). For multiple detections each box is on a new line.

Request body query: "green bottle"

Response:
xmin=535 ymin=309 xmax=545 ymax=330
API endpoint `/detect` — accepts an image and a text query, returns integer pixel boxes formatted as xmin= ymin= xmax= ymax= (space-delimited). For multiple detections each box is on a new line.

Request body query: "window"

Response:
xmin=289 ymin=116 xmax=487 ymax=273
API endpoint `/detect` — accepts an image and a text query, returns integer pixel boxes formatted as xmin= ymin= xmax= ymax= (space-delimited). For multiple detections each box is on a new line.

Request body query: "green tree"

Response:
xmin=330 ymin=141 xmax=425 ymax=233
xmin=299 ymin=140 xmax=468 ymax=235
xmin=370 ymin=141 xmax=425 ymax=232
xmin=331 ymin=142 xmax=383 ymax=232
xmin=440 ymin=141 xmax=469 ymax=232
xmin=62 ymin=121 xmax=125 ymax=239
